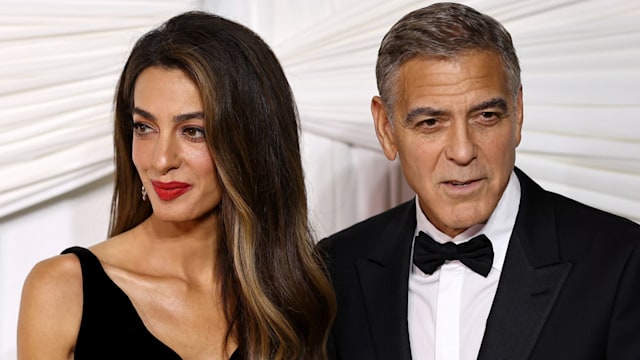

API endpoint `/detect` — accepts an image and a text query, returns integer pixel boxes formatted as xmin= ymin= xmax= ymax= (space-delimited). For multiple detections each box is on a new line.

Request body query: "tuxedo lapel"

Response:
xmin=356 ymin=201 xmax=415 ymax=360
xmin=478 ymin=168 xmax=573 ymax=360
xmin=477 ymin=234 xmax=572 ymax=360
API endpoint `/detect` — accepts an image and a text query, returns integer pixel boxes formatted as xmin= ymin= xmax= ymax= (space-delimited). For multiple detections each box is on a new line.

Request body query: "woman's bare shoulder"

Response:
xmin=23 ymin=253 xmax=84 ymax=298
xmin=17 ymin=253 xmax=84 ymax=359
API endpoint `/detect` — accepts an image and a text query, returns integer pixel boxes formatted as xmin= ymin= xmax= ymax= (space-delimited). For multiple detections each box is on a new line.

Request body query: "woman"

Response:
xmin=17 ymin=11 xmax=335 ymax=360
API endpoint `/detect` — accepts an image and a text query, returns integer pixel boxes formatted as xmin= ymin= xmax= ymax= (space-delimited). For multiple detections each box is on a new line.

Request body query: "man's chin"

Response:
xmin=432 ymin=209 xmax=491 ymax=237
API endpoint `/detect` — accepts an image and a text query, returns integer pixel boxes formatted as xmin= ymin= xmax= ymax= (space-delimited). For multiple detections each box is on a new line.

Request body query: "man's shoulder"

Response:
xmin=317 ymin=199 xmax=415 ymax=258
xmin=548 ymin=189 xmax=640 ymax=237
xmin=330 ymin=200 xmax=414 ymax=239
xmin=517 ymin=167 xmax=639 ymax=236
xmin=517 ymin=168 xmax=640 ymax=247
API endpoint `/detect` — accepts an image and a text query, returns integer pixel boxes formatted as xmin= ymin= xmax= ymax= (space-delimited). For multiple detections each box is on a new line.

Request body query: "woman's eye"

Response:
xmin=183 ymin=127 xmax=206 ymax=142
xmin=133 ymin=122 xmax=153 ymax=135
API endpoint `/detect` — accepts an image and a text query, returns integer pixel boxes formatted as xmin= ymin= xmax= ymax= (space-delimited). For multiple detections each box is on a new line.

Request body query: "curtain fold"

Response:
xmin=1 ymin=0 xmax=639 ymax=225
xmin=269 ymin=0 xmax=640 ymax=225
xmin=0 ymin=0 xmax=201 ymax=218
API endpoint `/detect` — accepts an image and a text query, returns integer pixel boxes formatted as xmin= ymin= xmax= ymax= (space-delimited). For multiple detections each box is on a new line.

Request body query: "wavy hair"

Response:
xmin=108 ymin=11 xmax=335 ymax=360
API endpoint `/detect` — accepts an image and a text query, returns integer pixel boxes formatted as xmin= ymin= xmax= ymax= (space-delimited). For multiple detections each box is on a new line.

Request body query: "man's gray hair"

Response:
xmin=376 ymin=2 xmax=521 ymax=117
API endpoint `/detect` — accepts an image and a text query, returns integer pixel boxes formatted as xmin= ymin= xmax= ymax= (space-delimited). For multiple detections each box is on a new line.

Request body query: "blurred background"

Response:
xmin=1 ymin=0 xmax=639 ymax=357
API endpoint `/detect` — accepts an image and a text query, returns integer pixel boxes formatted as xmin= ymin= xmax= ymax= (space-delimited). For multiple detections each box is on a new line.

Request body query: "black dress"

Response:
xmin=62 ymin=246 xmax=240 ymax=359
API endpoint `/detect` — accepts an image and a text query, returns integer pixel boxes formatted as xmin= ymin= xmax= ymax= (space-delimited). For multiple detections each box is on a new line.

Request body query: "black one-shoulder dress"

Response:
xmin=62 ymin=246 xmax=240 ymax=359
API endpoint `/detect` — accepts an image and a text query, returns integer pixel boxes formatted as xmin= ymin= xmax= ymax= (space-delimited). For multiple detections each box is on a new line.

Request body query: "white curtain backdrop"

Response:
xmin=2 ymin=0 xmax=638 ymax=224
xmin=0 ymin=0 xmax=206 ymax=218
xmin=211 ymin=0 xmax=640 ymax=228
xmin=0 ymin=1 xmax=203 ymax=357
xmin=1 ymin=0 xmax=639 ymax=357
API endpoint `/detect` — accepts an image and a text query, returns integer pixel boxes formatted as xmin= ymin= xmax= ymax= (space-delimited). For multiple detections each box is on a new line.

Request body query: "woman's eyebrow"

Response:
xmin=132 ymin=107 xmax=204 ymax=122
xmin=132 ymin=107 xmax=155 ymax=120
xmin=174 ymin=112 xmax=204 ymax=122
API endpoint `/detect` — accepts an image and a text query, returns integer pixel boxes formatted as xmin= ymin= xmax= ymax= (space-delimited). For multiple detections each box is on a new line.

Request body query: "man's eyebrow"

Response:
xmin=405 ymin=106 xmax=448 ymax=124
xmin=469 ymin=98 xmax=508 ymax=113
xmin=132 ymin=107 xmax=204 ymax=122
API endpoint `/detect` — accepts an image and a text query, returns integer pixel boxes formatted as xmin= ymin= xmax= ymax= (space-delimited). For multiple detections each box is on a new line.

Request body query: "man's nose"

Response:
xmin=444 ymin=121 xmax=477 ymax=165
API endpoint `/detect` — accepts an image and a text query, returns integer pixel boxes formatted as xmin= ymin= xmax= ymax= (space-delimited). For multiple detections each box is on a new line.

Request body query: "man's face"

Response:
xmin=372 ymin=51 xmax=523 ymax=237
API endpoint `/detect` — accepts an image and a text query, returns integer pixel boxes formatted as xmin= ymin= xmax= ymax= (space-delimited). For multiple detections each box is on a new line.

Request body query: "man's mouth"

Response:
xmin=447 ymin=180 xmax=474 ymax=186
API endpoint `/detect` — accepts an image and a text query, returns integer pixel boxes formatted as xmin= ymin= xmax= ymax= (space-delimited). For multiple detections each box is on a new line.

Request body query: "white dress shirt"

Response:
xmin=408 ymin=172 xmax=521 ymax=360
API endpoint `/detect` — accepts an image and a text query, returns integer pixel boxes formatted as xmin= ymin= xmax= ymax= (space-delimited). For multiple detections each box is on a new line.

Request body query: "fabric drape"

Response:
xmin=1 ymin=0 xmax=638 ymax=228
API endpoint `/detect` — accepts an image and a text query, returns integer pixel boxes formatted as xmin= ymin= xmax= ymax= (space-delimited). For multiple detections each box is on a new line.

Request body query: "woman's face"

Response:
xmin=132 ymin=66 xmax=221 ymax=223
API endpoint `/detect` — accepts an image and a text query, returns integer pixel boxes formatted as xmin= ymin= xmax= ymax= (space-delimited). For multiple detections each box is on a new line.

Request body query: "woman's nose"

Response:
xmin=151 ymin=133 xmax=180 ymax=174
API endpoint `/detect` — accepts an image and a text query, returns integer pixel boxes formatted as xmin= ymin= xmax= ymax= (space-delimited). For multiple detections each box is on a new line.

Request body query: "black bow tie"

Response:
xmin=413 ymin=231 xmax=494 ymax=277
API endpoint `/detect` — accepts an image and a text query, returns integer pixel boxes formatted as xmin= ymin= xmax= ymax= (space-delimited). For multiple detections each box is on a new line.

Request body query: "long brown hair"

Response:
xmin=109 ymin=11 xmax=335 ymax=359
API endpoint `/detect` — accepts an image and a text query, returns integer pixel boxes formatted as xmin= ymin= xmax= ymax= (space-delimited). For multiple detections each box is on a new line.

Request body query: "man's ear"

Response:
xmin=371 ymin=96 xmax=398 ymax=161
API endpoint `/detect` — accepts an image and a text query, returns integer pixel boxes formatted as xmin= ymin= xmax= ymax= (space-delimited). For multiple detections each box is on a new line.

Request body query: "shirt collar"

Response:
xmin=414 ymin=171 xmax=521 ymax=273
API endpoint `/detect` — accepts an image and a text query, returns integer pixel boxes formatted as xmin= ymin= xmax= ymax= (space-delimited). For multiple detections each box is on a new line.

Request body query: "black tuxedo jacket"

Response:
xmin=319 ymin=168 xmax=640 ymax=359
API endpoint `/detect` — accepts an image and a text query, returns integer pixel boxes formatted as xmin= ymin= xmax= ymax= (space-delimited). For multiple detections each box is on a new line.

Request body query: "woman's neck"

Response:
xmin=126 ymin=212 xmax=222 ymax=285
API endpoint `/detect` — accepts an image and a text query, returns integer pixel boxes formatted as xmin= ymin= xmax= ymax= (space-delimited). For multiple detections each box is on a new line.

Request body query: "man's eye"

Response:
xmin=420 ymin=118 xmax=439 ymax=127
xmin=476 ymin=112 xmax=503 ymax=125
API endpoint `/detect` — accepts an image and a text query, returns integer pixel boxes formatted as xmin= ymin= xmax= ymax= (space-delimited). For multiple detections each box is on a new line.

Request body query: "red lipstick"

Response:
xmin=151 ymin=180 xmax=191 ymax=201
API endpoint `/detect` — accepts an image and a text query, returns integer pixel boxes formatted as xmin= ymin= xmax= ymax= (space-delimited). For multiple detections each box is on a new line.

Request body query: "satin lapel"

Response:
xmin=477 ymin=234 xmax=572 ymax=360
xmin=478 ymin=168 xmax=573 ymax=360
xmin=356 ymin=201 xmax=415 ymax=360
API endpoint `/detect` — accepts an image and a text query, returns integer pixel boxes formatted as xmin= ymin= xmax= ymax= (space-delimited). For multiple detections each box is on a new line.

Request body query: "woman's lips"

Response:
xmin=151 ymin=180 xmax=191 ymax=201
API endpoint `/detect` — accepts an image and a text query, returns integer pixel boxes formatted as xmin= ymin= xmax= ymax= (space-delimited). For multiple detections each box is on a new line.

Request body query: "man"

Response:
xmin=318 ymin=3 xmax=640 ymax=360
